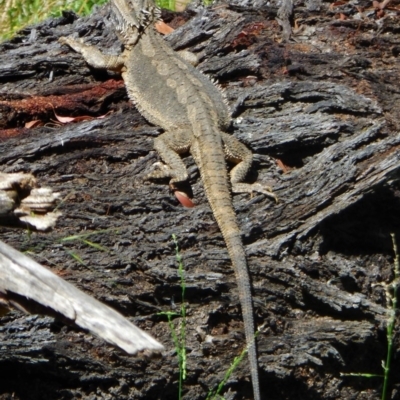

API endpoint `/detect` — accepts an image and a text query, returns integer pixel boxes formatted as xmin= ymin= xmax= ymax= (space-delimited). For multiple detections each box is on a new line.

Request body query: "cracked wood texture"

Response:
xmin=1 ymin=0 xmax=400 ymax=399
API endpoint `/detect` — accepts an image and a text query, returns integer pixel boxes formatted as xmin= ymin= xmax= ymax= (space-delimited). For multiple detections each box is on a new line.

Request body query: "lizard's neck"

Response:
xmin=140 ymin=25 xmax=162 ymax=44
xmin=119 ymin=23 xmax=161 ymax=50
xmin=133 ymin=25 xmax=166 ymax=54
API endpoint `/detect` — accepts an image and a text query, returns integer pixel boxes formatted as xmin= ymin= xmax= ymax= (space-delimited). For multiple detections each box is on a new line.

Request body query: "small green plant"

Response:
xmin=60 ymin=228 xmax=117 ymax=266
xmin=381 ymin=233 xmax=399 ymax=400
xmin=158 ymin=234 xmax=187 ymax=400
xmin=341 ymin=233 xmax=399 ymax=400
xmin=206 ymin=330 xmax=259 ymax=400
xmin=159 ymin=235 xmax=258 ymax=400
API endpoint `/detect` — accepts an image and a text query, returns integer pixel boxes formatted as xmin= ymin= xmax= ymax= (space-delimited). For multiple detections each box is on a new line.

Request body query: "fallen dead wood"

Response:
xmin=0 ymin=239 xmax=164 ymax=355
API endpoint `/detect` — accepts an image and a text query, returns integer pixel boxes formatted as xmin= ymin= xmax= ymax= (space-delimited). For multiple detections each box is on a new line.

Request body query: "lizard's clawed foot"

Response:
xmin=144 ymin=162 xmax=188 ymax=190
xmin=232 ymin=182 xmax=278 ymax=203
xmin=144 ymin=162 xmax=173 ymax=180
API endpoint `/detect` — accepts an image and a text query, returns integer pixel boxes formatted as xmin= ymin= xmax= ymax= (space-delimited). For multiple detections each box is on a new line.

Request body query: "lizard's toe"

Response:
xmin=232 ymin=182 xmax=278 ymax=203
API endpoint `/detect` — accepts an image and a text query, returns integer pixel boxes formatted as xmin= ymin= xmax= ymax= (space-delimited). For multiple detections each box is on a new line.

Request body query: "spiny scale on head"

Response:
xmin=137 ymin=6 xmax=161 ymax=28
xmin=111 ymin=0 xmax=160 ymax=33
xmin=111 ymin=0 xmax=139 ymax=31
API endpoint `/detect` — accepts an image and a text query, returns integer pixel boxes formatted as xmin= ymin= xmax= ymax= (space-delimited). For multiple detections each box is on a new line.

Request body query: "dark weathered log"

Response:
xmin=0 ymin=0 xmax=400 ymax=399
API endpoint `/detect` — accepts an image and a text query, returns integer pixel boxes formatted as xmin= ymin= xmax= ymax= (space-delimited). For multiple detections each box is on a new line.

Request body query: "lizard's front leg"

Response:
xmin=221 ymin=132 xmax=278 ymax=202
xmin=59 ymin=37 xmax=124 ymax=71
xmin=145 ymin=131 xmax=191 ymax=189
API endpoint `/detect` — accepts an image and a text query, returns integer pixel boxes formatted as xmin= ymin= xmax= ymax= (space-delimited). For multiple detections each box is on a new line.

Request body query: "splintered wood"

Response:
xmin=0 ymin=239 xmax=164 ymax=354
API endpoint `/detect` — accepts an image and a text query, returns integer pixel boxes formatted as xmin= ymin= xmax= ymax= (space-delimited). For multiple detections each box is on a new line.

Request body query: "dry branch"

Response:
xmin=0 ymin=239 xmax=164 ymax=354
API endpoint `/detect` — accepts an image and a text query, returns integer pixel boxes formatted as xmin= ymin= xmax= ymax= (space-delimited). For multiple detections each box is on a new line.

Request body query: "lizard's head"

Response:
xmin=111 ymin=0 xmax=160 ymax=39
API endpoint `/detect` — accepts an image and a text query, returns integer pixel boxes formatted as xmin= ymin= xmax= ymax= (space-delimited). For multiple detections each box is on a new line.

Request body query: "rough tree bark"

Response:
xmin=1 ymin=0 xmax=400 ymax=399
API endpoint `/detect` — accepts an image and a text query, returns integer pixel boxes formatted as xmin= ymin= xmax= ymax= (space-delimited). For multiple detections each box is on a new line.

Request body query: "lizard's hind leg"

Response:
xmin=221 ymin=132 xmax=278 ymax=202
xmin=145 ymin=131 xmax=191 ymax=189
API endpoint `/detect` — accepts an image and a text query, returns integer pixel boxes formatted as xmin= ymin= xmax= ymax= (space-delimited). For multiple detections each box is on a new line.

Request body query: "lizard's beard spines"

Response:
xmin=111 ymin=0 xmax=140 ymax=31
xmin=138 ymin=1 xmax=161 ymax=25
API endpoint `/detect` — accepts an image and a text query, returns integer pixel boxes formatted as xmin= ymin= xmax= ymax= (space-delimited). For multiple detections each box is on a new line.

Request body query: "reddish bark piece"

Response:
xmin=155 ymin=21 xmax=174 ymax=35
xmin=0 ymin=80 xmax=124 ymax=129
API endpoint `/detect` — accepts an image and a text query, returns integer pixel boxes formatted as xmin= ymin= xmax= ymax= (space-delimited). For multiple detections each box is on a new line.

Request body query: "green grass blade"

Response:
xmin=340 ymin=373 xmax=383 ymax=378
xmin=81 ymin=239 xmax=109 ymax=252
xmin=65 ymin=250 xmax=86 ymax=266
xmin=60 ymin=229 xmax=118 ymax=242
xmin=206 ymin=330 xmax=259 ymax=400
xmin=382 ymin=233 xmax=399 ymax=400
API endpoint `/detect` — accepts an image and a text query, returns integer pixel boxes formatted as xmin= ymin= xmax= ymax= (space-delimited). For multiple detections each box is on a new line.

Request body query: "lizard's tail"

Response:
xmin=223 ymin=230 xmax=261 ymax=400
xmin=197 ymin=135 xmax=261 ymax=400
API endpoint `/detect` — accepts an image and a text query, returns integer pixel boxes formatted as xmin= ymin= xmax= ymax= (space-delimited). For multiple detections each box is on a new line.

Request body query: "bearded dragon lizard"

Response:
xmin=59 ymin=1 xmax=276 ymax=398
